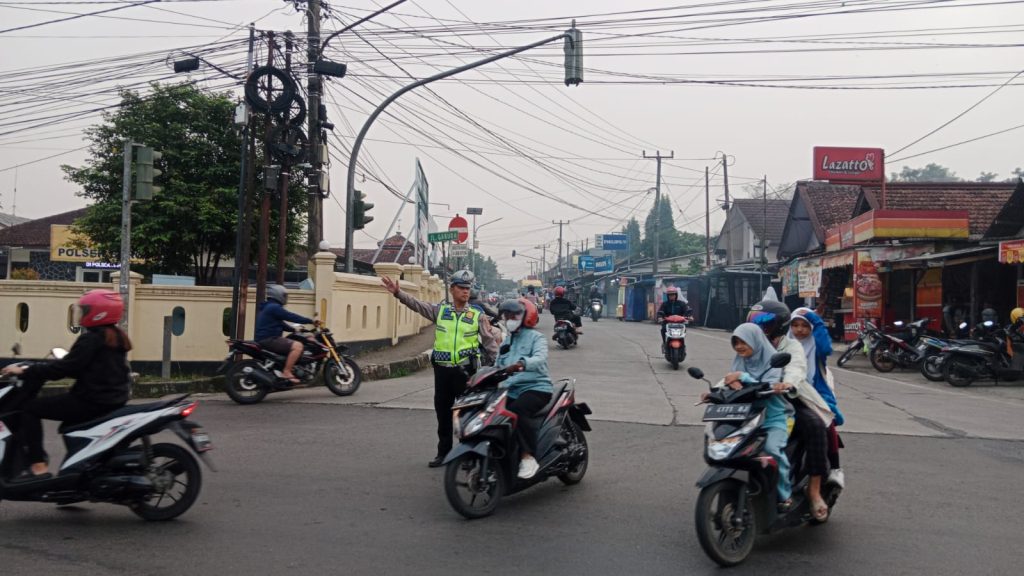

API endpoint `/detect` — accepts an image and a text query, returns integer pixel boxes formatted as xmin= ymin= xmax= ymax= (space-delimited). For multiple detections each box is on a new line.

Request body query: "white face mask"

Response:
xmin=504 ymin=319 xmax=522 ymax=333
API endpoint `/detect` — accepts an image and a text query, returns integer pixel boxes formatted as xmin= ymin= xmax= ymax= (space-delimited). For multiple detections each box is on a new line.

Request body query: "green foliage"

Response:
xmin=977 ymin=171 xmax=999 ymax=183
xmin=890 ymin=163 xmax=960 ymax=182
xmin=63 ymin=83 xmax=307 ymax=285
xmin=464 ymin=252 xmax=503 ymax=291
xmin=686 ymin=257 xmax=704 ymax=275
xmin=622 ymin=217 xmax=642 ymax=261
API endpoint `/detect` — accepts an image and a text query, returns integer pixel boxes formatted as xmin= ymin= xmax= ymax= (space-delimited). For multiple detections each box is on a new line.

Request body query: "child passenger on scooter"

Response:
xmin=705 ymin=323 xmax=796 ymax=509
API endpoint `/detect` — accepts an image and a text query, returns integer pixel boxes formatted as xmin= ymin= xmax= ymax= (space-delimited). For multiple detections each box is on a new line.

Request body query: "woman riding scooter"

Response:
xmin=0 ymin=289 xmax=132 ymax=483
xmin=495 ymin=298 xmax=553 ymax=480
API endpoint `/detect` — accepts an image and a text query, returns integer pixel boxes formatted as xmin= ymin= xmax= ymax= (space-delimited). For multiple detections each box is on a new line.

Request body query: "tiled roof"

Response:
xmin=860 ymin=182 xmax=1017 ymax=237
xmin=983 ymin=179 xmax=1024 ymax=239
xmin=0 ymin=208 xmax=88 ymax=248
xmin=797 ymin=182 xmax=862 ymax=239
xmin=729 ymin=198 xmax=790 ymax=243
xmin=0 ymin=212 xmax=29 ymax=228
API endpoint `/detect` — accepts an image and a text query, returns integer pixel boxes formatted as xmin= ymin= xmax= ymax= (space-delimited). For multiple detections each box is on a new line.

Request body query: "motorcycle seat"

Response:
xmin=59 ymin=396 xmax=187 ymax=434
xmin=533 ymin=381 xmax=569 ymax=417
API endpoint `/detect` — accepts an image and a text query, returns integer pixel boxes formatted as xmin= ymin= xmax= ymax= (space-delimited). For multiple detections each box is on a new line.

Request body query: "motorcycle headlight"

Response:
xmin=705 ymin=413 xmax=764 ymax=461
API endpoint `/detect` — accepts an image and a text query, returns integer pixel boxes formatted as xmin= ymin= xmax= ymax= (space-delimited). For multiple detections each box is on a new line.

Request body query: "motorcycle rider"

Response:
xmin=495 ymin=298 xmax=553 ymax=480
xmin=0 ymin=289 xmax=132 ymax=483
xmin=254 ymin=284 xmax=318 ymax=385
xmin=747 ymin=299 xmax=834 ymax=521
xmin=656 ymin=287 xmax=692 ymax=346
xmin=548 ymin=286 xmax=583 ymax=336
xmin=382 ymin=269 xmax=499 ymax=468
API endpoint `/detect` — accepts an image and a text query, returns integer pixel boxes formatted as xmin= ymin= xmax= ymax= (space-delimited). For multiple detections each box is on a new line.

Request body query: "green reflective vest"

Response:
xmin=432 ymin=305 xmax=481 ymax=366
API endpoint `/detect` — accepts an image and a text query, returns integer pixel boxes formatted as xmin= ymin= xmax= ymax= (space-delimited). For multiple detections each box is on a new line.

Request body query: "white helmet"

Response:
xmin=267 ymin=284 xmax=288 ymax=305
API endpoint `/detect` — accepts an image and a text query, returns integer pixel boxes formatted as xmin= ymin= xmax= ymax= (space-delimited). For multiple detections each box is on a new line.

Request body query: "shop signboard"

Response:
xmin=853 ymin=251 xmax=883 ymax=319
xmin=813 ymin=146 xmax=884 ymax=182
xmin=597 ymin=233 xmax=629 ymax=251
xmin=577 ymin=255 xmax=595 ymax=271
xmin=594 ymin=256 xmax=613 ymax=273
xmin=50 ymin=225 xmax=102 ymax=262
xmin=798 ymin=258 xmax=822 ymax=297
xmin=999 ymin=239 xmax=1024 ymax=264
xmin=781 ymin=261 xmax=799 ymax=296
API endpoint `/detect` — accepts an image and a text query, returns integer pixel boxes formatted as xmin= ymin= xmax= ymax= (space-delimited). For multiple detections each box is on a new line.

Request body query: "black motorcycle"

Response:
xmin=220 ymin=323 xmax=361 ymax=404
xmin=443 ymin=367 xmax=592 ymax=519
xmin=0 ymin=350 xmax=213 ymax=521
xmin=869 ymin=318 xmax=934 ymax=372
xmin=941 ymin=322 xmax=1024 ymax=387
xmin=553 ymin=318 xmax=579 ymax=349
xmin=686 ymin=355 xmax=842 ymax=567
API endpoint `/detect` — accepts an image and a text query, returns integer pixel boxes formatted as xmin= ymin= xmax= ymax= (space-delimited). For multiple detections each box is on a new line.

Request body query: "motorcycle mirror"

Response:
xmin=959 ymin=321 xmax=968 ymax=330
xmin=686 ymin=367 xmax=705 ymax=380
xmin=11 ymin=343 xmax=21 ymax=357
xmin=51 ymin=348 xmax=69 ymax=360
xmin=769 ymin=352 xmax=791 ymax=368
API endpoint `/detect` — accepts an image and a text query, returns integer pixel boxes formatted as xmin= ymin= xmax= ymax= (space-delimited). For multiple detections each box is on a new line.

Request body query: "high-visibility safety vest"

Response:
xmin=432 ymin=304 xmax=481 ymax=366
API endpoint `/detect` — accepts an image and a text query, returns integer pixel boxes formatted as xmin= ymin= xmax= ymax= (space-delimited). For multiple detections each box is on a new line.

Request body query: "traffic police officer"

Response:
xmin=381 ymin=269 xmax=498 ymax=467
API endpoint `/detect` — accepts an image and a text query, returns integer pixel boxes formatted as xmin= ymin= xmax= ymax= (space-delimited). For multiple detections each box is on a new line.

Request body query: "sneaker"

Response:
xmin=827 ymin=468 xmax=845 ymax=489
xmin=517 ymin=457 xmax=539 ymax=479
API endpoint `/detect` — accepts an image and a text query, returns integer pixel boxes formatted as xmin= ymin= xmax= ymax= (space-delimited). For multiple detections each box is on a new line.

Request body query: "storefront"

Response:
xmin=998 ymin=239 xmax=1024 ymax=308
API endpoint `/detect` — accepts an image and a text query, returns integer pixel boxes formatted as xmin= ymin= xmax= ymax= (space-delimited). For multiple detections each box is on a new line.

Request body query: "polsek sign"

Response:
xmin=813 ymin=147 xmax=884 ymax=182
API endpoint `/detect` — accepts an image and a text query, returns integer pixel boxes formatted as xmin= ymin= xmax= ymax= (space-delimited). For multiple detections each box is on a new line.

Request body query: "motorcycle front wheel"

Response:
xmin=920 ymin=353 xmax=946 ymax=382
xmin=869 ymin=343 xmax=897 ymax=372
xmin=695 ymin=479 xmax=756 ymax=567
xmin=325 ymin=357 xmax=362 ymax=396
xmin=224 ymin=360 xmax=268 ymax=404
xmin=837 ymin=340 xmax=861 ymax=367
xmin=444 ymin=453 xmax=504 ymax=519
xmin=131 ymin=443 xmax=202 ymax=521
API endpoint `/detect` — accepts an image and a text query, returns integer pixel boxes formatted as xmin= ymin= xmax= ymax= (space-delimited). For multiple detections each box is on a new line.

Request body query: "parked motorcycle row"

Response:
xmin=836 ymin=317 xmax=1024 ymax=386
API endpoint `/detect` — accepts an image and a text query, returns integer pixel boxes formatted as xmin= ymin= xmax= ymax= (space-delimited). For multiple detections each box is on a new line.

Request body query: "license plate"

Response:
xmin=703 ymin=403 xmax=752 ymax=422
xmin=191 ymin=429 xmax=213 ymax=452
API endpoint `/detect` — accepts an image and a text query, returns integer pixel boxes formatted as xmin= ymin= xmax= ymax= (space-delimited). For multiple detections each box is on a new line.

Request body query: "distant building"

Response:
xmin=715 ymin=198 xmax=790 ymax=265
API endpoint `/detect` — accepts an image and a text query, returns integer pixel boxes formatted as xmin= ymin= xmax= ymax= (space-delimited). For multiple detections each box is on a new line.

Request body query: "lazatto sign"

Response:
xmin=813 ymin=147 xmax=884 ymax=182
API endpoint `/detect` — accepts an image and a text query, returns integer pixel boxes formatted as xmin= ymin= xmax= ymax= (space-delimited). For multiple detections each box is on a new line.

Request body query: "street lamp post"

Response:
xmin=471 ymin=216 xmax=503 ymax=276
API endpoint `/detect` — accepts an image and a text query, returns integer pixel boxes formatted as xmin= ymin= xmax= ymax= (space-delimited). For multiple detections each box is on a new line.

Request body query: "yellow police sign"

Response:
xmin=50 ymin=225 xmax=102 ymax=262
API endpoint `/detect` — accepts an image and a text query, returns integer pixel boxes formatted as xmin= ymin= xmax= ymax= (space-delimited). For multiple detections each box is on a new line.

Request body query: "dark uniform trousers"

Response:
xmin=433 ymin=364 xmax=469 ymax=458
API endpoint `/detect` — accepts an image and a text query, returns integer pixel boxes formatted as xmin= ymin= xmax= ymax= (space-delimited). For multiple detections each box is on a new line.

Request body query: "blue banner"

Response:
xmin=594 ymin=256 xmax=613 ymax=273
xmin=600 ymin=233 xmax=628 ymax=251
xmin=577 ymin=255 xmax=595 ymax=271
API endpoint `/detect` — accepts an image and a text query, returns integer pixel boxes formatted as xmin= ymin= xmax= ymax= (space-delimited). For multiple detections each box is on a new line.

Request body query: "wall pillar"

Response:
xmin=309 ymin=250 xmax=338 ymax=326
xmin=374 ymin=262 xmax=404 ymax=345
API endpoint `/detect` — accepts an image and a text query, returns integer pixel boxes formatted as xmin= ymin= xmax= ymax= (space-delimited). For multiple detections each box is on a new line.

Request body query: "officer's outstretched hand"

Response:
xmin=381 ymin=276 xmax=400 ymax=296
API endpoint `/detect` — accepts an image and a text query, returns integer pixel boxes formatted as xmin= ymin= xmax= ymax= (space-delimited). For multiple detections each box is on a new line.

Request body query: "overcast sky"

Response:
xmin=2 ymin=0 xmax=1022 ymax=278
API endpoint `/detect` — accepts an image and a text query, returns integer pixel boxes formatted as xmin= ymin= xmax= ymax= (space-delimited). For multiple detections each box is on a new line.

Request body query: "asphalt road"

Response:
xmin=2 ymin=313 xmax=1023 ymax=575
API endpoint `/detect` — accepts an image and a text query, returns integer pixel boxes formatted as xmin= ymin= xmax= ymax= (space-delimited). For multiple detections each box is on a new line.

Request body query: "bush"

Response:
xmin=11 ymin=268 xmax=39 ymax=280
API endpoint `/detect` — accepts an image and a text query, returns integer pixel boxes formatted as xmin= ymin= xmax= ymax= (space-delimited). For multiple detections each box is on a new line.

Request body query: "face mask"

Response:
xmin=505 ymin=319 xmax=522 ymax=333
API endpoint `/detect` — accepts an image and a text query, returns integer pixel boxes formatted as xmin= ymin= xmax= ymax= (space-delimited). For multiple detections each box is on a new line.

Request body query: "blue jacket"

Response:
xmin=497 ymin=328 xmax=553 ymax=400
xmin=254 ymin=300 xmax=314 ymax=342
xmin=802 ymin=311 xmax=844 ymax=426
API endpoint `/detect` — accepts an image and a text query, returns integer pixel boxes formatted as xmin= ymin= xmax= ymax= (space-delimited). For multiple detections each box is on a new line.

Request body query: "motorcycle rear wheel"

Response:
xmin=920 ymin=354 xmax=946 ymax=382
xmin=224 ymin=360 xmax=268 ymax=405
xmin=444 ymin=454 xmax=504 ymax=519
xmin=837 ymin=341 xmax=861 ymax=367
xmin=131 ymin=443 xmax=201 ymax=521
xmin=325 ymin=357 xmax=362 ymax=397
xmin=943 ymin=356 xmax=978 ymax=387
xmin=870 ymin=344 xmax=897 ymax=373
xmin=558 ymin=420 xmax=589 ymax=485
xmin=695 ymin=480 xmax=756 ymax=567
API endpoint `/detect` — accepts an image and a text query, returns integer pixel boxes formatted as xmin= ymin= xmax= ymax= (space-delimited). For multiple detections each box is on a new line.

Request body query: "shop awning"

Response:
xmin=888 ymin=245 xmax=996 ymax=269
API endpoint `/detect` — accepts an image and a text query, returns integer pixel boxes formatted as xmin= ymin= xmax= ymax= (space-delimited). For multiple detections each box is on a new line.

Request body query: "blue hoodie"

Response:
xmin=497 ymin=328 xmax=553 ymax=399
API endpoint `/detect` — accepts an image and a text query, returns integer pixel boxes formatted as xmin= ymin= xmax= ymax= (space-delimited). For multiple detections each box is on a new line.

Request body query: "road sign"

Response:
xmin=448 ymin=215 xmax=469 ymax=244
xmin=598 ymin=233 xmax=628 ymax=251
xmin=594 ymin=256 xmax=613 ymax=273
xmin=577 ymin=255 xmax=595 ymax=271
xmin=466 ymin=207 xmax=483 ymax=215
xmin=428 ymin=230 xmax=459 ymax=243
xmin=450 ymin=244 xmax=469 ymax=257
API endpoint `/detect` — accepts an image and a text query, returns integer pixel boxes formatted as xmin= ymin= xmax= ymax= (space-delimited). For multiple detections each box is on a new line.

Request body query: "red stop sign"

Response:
xmin=448 ymin=215 xmax=469 ymax=244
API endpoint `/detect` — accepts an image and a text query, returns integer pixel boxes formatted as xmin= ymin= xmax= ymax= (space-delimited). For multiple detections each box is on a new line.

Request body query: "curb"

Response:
xmin=37 ymin=350 xmax=434 ymax=400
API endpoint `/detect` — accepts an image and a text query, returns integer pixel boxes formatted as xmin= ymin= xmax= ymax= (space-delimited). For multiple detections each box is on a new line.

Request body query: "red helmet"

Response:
xmin=78 ymin=289 xmax=123 ymax=328
xmin=498 ymin=298 xmax=539 ymax=329
xmin=554 ymin=286 xmax=565 ymax=297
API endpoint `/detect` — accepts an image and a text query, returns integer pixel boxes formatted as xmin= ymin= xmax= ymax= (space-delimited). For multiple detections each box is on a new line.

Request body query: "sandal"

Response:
xmin=777 ymin=498 xmax=793 ymax=512
xmin=811 ymin=498 xmax=829 ymax=521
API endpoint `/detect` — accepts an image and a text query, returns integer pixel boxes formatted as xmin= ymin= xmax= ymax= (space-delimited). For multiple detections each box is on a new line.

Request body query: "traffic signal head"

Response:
xmin=134 ymin=146 xmax=163 ymax=200
xmin=353 ymin=190 xmax=374 ymax=230
xmin=563 ymin=26 xmax=583 ymax=87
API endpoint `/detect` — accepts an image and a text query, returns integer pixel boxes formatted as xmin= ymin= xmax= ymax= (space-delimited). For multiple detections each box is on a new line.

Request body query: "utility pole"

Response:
xmin=535 ymin=244 xmax=547 ymax=283
xmin=306 ymin=0 xmax=322 ymax=257
xmin=276 ymin=32 xmax=295 ymax=285
xmin=643 ymin=150 xmax=673 ymax=275
xmin=721 ymin=152 xmax=730 ymax=209
xmin=119 ymin=139 xmax=134 ymax=329
xmin=230 ymin=24 xmax=257 ymax=339
xmin=721 ymin=152 xmax=732 ymax=266
xmin=553 ymin=220 xmax=568 ymax=279
xmin=760 ymin=175 xmax=767 ymax=295
xmin=705 ymin=166 xmax=711 ymax=270
xmin=256 ymin=31 xmax=275 ymax=305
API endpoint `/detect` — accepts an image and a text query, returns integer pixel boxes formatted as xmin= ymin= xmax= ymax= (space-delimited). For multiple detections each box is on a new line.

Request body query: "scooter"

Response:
xmin=0 ymin=348 xmax=213 ymax=521
xmin=590 ymin=299 xmax=603 ymax=321
xmin=553 ymin=319 xmax=578 ymax=349
xmin=869 ymin=318 xmax=934 ymax=372
xmin=941 ymin=322 xmax=1024 ymax=387
xmin=661 ymin=314 xmax=691 ymax=370
xmin=220 ymin=321 xmax=361 ymax=404
xmin=442 ymin=366 xmax=592 ymax=519
xmin=686 ymin=354 xmax=842 ymax=567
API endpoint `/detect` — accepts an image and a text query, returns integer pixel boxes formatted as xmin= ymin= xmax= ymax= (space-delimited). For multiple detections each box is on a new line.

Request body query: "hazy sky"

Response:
xmin=2 ymin=0 xmax=1022 ymax=278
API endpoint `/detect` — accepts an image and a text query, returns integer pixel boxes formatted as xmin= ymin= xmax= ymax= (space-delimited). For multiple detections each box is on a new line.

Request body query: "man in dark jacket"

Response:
xmin=548 ymin=286 xmax=582 ymax=335
xmin=255 ymin=284 xmax=317 ymax=384
xmin=657 ymin=287 xmax=693 ymax=344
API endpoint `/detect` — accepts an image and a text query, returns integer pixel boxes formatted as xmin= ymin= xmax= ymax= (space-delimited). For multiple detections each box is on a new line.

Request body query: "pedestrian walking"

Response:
xmin=381 ymin=269 xmax=499 ymax=468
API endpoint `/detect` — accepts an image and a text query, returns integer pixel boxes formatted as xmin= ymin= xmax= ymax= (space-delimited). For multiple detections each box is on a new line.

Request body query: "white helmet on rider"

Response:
xmin=267 ymin=284 xmax=288 ymax=305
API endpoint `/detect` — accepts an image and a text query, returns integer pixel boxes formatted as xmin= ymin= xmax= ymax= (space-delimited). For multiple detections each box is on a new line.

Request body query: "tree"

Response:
xmin=622 ymin=217 xmax=642 ymax=261
xmin=63 ymin=83 xmax=307 ymax=285
xmin=642 ymin=196 xmax=681 ymax=259
xmin=890 ymin=163 xmax=961 ymax=182
xmin=686 ymin=256 xmax=704 ymax=275
xmin=977 ymin=171 xmax=999 ymax=183
xmin=1005 ymin=167 xmax=1024 ymax=183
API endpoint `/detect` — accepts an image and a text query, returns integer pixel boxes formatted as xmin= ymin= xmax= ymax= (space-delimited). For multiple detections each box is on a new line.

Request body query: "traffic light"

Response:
xmin=134 ymin=146 xmax=162 ymax=200
xmin=353 ymin=190 xmax=374 ymax=230
xmin=563 ymin=25 xmax=583 ymax=87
